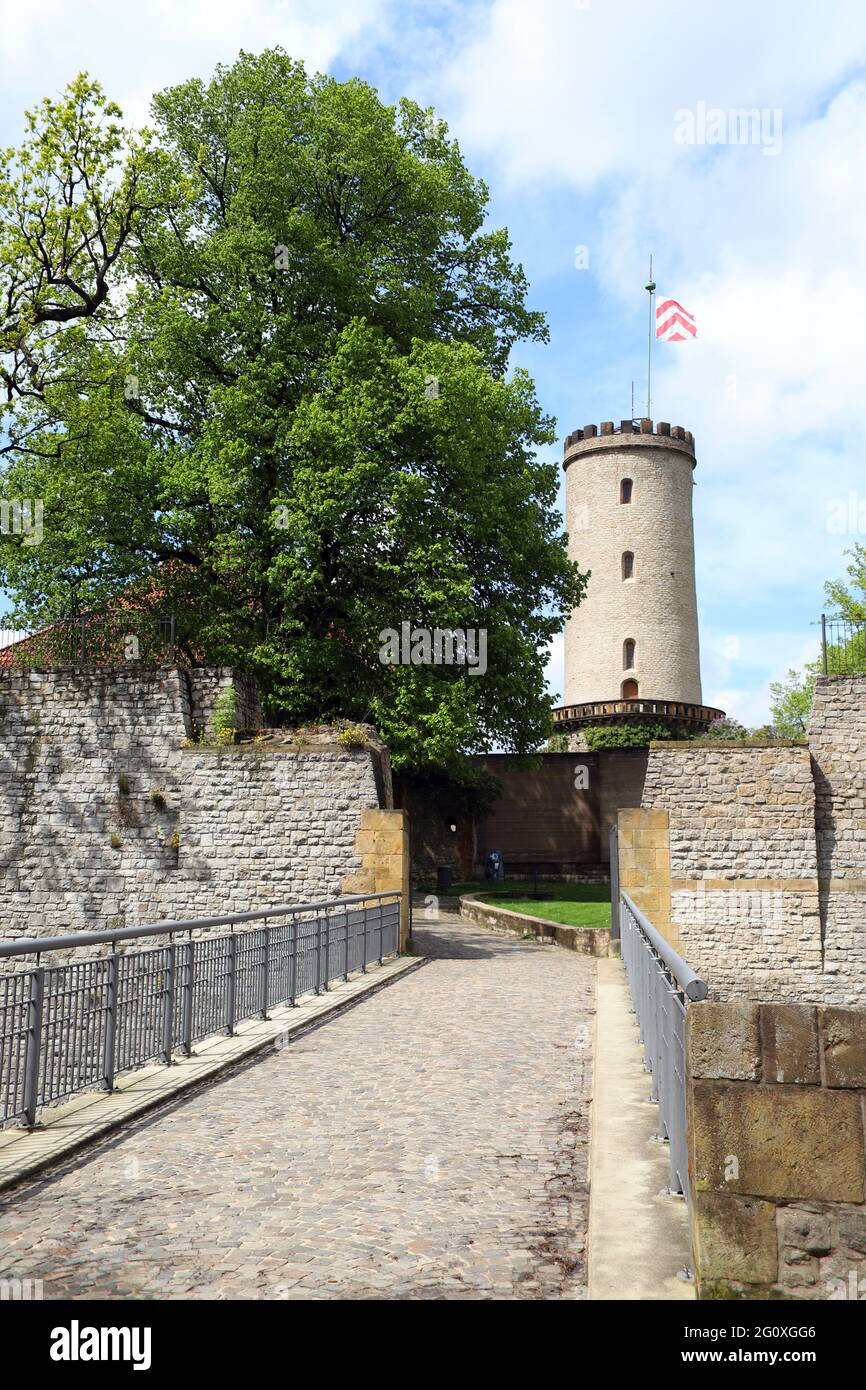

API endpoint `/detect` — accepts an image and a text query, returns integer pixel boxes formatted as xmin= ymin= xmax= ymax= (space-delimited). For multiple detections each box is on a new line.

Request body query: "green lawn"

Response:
xmin=473 ymin=881 xmax=611 ymax=930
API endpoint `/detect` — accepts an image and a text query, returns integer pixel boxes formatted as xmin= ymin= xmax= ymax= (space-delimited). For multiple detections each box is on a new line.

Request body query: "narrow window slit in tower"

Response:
xmin=622 ymin=551 xmax=634 ymax=580
xmin=620 ymin=478 xmax=633 ymax=503
xmin=624 ymin=639 xmax=635 ymax=669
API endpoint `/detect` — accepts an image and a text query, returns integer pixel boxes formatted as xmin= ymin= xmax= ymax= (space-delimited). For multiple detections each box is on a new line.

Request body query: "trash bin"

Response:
xmin=436 ymin=865 xmax=454 ymax=892
xmin=484 ymin=850 xmax=505 ymax=882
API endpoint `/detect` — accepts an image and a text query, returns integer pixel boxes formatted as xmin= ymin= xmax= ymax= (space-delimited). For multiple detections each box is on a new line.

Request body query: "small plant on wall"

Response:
xmin=115 ymin=771 xmax=140 ymax=826
xmin=338 ymin=726 xmax=368 ymax=749
xmin=109 ymin=832 xmax=122 ymax=850
xmin=212 ymin=685 xmax=238 ymax=744
xmin=149 ymin=787 xmax=167 ymax=810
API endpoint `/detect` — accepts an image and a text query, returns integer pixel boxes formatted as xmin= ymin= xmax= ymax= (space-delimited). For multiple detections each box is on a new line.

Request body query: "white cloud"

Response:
xmin=0 ymin=0 xmax=392 ymax=129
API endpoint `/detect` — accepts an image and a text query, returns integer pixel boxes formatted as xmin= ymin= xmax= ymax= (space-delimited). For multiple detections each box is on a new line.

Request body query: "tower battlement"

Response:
xmin=564 ymin=419 xmax=695 ymax=463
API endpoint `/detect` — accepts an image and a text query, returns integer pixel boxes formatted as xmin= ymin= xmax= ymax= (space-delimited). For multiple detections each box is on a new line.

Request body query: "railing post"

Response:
xmin=260 ymin=920 xmax=270 ymax=1020
xmin=378 ymin=901 xmax=384 ymax=965
xmin=161 ymin=942 xmax=176 ymax=1064
xmin=103 ymin=954 xmax=119 ymax=1092
xmin=343 ymin=906 xmax=349 ymax=982
xmin=315 ymin=914 xmax=323 ymax=995
xmin=182 ymin=935 xmax=194 ymax=1057
xmin=362 ymin=904 xmax=368 ymax=974
xmin=821 ymin=613 xmax=828 ymax=675
xmin=289 ymin=915 xmax=298 ymax=1006
xmin=20 ymin=966 xmax=45 ymax=1129
xmin=323 ymin=911 xmax=331 ymax=991
xmin=226 ymin=929 xmax=237 ymax=1035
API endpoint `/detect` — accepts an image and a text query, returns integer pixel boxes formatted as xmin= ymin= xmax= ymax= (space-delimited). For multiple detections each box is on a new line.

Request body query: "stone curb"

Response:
xmin=459 ymin=893 xmax=612 ymax=957
xmin=0 ymin=954 xmax=426 ymax=1194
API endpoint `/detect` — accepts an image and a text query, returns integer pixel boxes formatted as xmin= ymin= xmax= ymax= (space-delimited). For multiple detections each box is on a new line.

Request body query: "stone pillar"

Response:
xmin=342 ymin=808 xmax=410 ymax=949
xmin=616 ymin=806 xmax=675 ymax=947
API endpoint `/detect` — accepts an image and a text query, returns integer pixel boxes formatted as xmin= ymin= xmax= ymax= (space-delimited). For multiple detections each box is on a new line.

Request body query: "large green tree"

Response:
xmin=0 ymin=51 xmax=585 ymax=775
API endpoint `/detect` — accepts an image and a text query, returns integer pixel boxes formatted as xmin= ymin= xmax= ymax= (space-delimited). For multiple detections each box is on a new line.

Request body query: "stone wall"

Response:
xmin=628 ymin=675 xmax=866 ymax=1004
xmin=638 ymin=741 xmax=828 ymax=1001
xmin=807 ymin=675 xmax=866 ymax=992
xmin=0 ymin=667 xmax=388 ymax=953
xmin=686 ymin=999 xmax=866 ymax=1299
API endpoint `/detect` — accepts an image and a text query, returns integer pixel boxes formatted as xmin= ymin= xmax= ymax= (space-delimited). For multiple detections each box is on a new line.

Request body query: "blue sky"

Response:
xmin=2 ymin=0 xmax=866 ymax=723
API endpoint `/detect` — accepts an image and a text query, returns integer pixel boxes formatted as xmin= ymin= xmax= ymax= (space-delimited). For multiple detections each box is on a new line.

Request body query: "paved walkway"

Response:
xmin=0 ymin=917 xmax=595 ymax=1300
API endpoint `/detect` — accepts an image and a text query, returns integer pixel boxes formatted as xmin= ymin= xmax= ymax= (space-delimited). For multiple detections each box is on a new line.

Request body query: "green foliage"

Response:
xmin=211 ymin=686 xmax=238 ymax=740
xmin=0 ymin=52 xmax=586 ymax=780
xmin=545 ymin=733 xmax=569 ymax=751
xmin=824 ymin=544 xmax=866 ymax=624
xmin=109 ymin=832 xmax=122 ymax=850
xmin=699 ymin=717 xmax=753 ymax=741
xmin=769 ymin=664 xmax=819 ymax=739
xmin=583 ymin=722 xmax=675 ymax=750
xmin=149 ymin=787 xmax=167 ymax=809
xmin=116 ymin=772 xmax=131 ymax=796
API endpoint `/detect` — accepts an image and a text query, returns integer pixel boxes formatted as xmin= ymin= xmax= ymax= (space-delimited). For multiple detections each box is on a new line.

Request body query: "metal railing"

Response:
xmin=0 ymin=892 xmax=401 ymax=1128
xmin=0 ymin=611 xmax=184 ymax=670
xmin=619 ymin=891 xmax=707 ymax=1201
xmin=820 ymin=615 xmax=866 ymax=676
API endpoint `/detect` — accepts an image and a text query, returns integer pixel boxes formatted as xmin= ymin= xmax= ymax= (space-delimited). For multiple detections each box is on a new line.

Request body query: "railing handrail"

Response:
xmin=620 ymin=890 xmax=708 ymax=1001
xmin=0 ymin=891 xmax=401 ymax=960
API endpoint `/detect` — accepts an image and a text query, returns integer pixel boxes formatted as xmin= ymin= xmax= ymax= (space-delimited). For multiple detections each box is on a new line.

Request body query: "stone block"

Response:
xmin=692 ymin=1192 xmax=778 ymax=1285
xmin=760 ymin=1005 xmax=819 ymax=1084
xmin=690 ymin=1080 xmax=865 ymax=1202
xmin=687 ymin=1002 xmax=761 ymax=1080
xmin=776 ymin=1205 xmax=833 ymax=1256
xmin=820 ymin=1007 xmax=866 ymax=1087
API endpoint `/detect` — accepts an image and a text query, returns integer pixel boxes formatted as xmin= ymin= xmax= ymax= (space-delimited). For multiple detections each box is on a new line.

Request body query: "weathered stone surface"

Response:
xmin=776 ymin=1204 xmax=833 ymax=1256
xmin=837 ymin=1206 xmax=866 ymax=1255
xmin=821 ymin=1007 xmax=866 ymax=1087
xmin=690 ymin=1080 xmax=865 ymax=1202
xmin=761 ymin=1005 xmax=819 ymax=1084
xmin=692 ymin=1192 xmax=777 ymax=1286
xmin=687 ymin=1002 xmax=760 ymax=1080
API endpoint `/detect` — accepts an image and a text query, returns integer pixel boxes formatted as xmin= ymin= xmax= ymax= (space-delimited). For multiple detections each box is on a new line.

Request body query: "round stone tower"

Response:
xmin=555 ymin=418 xmax=723 ymax=733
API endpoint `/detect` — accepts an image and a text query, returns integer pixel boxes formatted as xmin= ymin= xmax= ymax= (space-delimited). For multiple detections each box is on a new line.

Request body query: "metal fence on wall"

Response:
xmin=619 ymin=890 xmax=707 ymax=1202
xmin=820 ymin=615 xmax=866 ymax=676
xmin=0 ymin=892 xmax=401 ymax=1128
xmin=0 ymin=611 xmax=184 ymax=670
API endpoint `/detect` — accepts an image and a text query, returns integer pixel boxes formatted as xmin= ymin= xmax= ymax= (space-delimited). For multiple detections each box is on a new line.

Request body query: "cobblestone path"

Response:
xmin=0 ymin=916 xmax=595 ymax=1300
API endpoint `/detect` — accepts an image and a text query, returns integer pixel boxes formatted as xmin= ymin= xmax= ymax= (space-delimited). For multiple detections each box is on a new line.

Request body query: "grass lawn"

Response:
xmin=472 ymin=881 xmax=611 ymax=930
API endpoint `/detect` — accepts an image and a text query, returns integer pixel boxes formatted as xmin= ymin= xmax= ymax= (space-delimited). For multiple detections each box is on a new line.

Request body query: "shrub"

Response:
xmin=583 ymin=721 xmax=675 ymax=750
xmin=117 ymin=772 xmax=131 ymax=796
xmin=109 ymin=832 xmax=122 ymax=850
xmin=212 ymin=685 xmax=238 ymax=741
xmin=149 ymin=787 xmax=167 ymax=810
xmin=338 ymin=726 xmax=369 ymax=749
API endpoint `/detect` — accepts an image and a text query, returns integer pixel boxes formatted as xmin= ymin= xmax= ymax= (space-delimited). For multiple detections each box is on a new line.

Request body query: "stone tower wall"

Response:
xmin=563 ymin=421 xmax=702 ymax=706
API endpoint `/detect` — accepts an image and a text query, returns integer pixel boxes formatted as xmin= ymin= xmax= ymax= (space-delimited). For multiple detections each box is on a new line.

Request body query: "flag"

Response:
xmin=656 ymin=297 xmax=696 ymax=342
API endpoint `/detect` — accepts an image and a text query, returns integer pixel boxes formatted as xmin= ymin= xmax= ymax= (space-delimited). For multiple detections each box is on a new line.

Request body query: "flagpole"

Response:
xmin=645 ymin=254 xmax=656 ymax=418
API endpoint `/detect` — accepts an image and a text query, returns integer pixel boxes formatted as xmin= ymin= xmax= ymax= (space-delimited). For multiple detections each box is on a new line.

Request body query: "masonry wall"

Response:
xmin=807 ymin=675 xmax=866 ymax=992
xmin=0 ymin=668 xmax=385 ymax=951
xmin=639 ymin=742 xmax=831 ymax=1002
xmin=686 ymin=999 xmax=866 ymax=1299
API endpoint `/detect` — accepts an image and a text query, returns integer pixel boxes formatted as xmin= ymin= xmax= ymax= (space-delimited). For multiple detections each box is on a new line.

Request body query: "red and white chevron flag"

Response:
xmin=656 ymin=297 xmax=697 ymax=342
